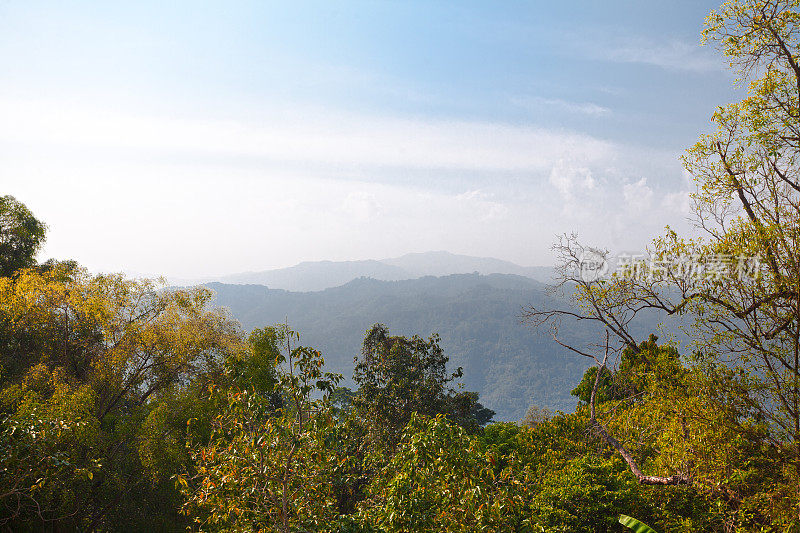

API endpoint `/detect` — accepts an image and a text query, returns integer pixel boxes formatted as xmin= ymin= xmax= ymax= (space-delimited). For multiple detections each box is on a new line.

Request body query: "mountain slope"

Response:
xmin=382 ymin=251 xmax=555 ymax=282
xmin=217 ymin=259 xmax=409 ymax=292
xmin=209 ymin=251 xmax=555 ymax=292
xmin=205 ymin=273 xmax=662 ymax=420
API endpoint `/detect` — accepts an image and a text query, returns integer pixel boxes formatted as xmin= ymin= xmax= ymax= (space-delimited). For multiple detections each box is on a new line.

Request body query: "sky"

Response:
xmin=0 ymin=1 xmax=742 ymax=278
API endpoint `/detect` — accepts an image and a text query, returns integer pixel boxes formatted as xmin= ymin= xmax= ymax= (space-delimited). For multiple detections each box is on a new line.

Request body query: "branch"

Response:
xmin=588 ymin=332 xmax=692 ymax=486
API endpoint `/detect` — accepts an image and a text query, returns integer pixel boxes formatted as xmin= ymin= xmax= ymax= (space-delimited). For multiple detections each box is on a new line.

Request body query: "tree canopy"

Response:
xmin=524 ymin=0 xmax=800 ymax=526
xmin=0 ymin=195 xmax=46 ymax=278
xmin=6 ymin=1 xmax=800 ymax=530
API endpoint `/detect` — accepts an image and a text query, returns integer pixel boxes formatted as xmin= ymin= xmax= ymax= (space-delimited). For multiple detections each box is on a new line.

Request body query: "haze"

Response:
xmin=0 ymin=1 xmax=737 ymax=278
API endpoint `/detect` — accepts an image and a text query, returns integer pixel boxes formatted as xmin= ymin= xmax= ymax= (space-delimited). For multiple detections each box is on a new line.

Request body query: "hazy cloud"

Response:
xmin=623 ymin=178 xmax=654 ymax=212
xmin=0 ymin=98 xmax=692 ymax=277
xmin=584 ymin=37 xmax=723 ymax=72
xmin=513 ymin=96 xmax=611 ymax=117
xmin=549 ymin=161 xmax=597 ymax=200
xmin=341 ymin=191 xmax=382 ymax=221
xmin=0 ymin=99 xmax=615 ymax=174
xmin=455 ymin=190 xmax=509 ymax=222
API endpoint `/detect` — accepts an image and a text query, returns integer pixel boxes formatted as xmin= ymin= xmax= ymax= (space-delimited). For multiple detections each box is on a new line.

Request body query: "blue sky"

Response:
xmin=0 ymin=1 xmax=740 ymax=277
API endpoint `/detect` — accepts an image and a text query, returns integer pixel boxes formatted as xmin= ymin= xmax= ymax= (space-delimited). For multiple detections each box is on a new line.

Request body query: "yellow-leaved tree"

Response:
xmin=0 ymin=265 xmax=246 ymax=530
xmin=526 ymin=0 xmax=800 ymax=527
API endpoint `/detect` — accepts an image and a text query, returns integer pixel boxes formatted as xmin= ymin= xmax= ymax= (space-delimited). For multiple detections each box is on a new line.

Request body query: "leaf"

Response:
xmin=619 ymin=514 xmax=657 ymax=533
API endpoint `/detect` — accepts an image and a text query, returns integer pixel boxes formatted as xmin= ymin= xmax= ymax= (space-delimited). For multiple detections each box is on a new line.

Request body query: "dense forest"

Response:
xmin=3 ymin=1 xmax=800 ymax=531
xmin=204 ymin=275 xmax=667 ymax=419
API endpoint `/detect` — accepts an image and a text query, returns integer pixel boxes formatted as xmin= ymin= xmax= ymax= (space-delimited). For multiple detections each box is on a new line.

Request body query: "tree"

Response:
xmin=225 ymin=325 xmax=284 ymax=410
xmin=358 ymin=414 xmax=535 ymax=532
xmin=352 ymin=324 xmax=493 ymax=452
xmin=526 ymin=0 xmax=800 ymax=523
xmin=0 ymin=265 xmax=245 ymax=529
xmin=0 ymin=195 xmax=47 ymax=277
xmin=519 ymin=404 xmax=552 ymax=429
xmin=179 ymin=325 xmax=345 ymax=532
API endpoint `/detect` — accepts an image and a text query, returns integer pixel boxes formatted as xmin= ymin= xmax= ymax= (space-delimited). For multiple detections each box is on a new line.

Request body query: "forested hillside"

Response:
xmin=4 ymin=1 xmax=800 ymax=531
xmin=205 ymin=274 xmax=663 ymax=420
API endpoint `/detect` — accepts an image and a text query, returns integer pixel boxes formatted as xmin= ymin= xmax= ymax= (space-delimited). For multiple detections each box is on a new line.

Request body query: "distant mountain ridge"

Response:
xmin=204 ymin=273 xmax=666 ymax=421
xmin=195 ymin=251 xmax=555 ymax=292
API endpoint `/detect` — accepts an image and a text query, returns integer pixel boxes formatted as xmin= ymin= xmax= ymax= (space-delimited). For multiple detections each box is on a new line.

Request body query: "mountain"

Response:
xmin=205 ymin=251 xmax=556 ymax=292
xmin=215 ymin=259 xmax=409 ymax=292
xmin=204 ymin=273 xmax=665 ymax=421
xmin=381 ymin=251 xmax=555 ymax=282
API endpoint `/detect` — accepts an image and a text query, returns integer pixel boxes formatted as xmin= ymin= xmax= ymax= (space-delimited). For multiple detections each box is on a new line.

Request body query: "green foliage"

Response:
xmin=207 ymin=274 xmax=602 ymax=419
xmin=179 ymin=325 xmax=346 ymax=533
xmin=237 ymin=326 xmax=283 ymax=394
xmin=568 ymin=333 xmax=798 ymax=531
xmin=0 ymin=195 xmax=47 ymax=278
xmin=359 ymin=414 xmax=535 ymax=532
xmin=352 ymin=323 xmax=493 ymax=453
xmin=528 ymin=454 xmax=645 ymax=532
xmin=181 ymin=389 xmax=342 ymax=532
xmin=351 ymin=406 xmax=727 ymax=533
xmin=0 ymin=370 xmax=99 ymax=528
xmin=619 ymin=514 xmax=658 ymax=533
xmin=571 ymin=335 xmax=681 ymax=405
xmin=0 ymin=265 xmax=245 ymax=530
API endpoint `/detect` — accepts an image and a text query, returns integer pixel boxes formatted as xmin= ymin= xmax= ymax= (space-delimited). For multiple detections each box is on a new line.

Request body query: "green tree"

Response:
xmin=352 ymin=324 xmax=493 ymax=453
xmin=225 ymin=325 xmax=284 ymax=411
xmin=358 ymin=414 xmax=535 ymax=532
xmin=179 ymin=325 xmax=346 ymax=533
xmin=0 ymin=195 xmax=47 ymax=278
xmin=0 ymin=266 xmax=244 ymax=530
xmin=526 ymin=1 xmax=800 ymax=524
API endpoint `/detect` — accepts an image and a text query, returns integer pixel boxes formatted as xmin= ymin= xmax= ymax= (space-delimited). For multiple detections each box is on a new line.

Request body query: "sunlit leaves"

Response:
xmin=0 ymin=195 xmax=46 ymax=278
xmin=0 ymin=266 xmax=246 ymax=529
xmin=180 ymin=326 xmax=344 ymax=532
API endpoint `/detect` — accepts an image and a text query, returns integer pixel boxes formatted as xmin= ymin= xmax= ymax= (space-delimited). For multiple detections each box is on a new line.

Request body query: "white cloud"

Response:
xmin=0 ymin=98 xmax=614 ymax=174
xmin=0 ymin=97 xmax=697 ymax=278
xmin=341 ymin=191 xmax=382 ymax=221
xmin=549 ymin=161 xmax=596 ymax=200
xmin=514 ymin=96 xmax=611 ymax=117
xmin=455 ymin=190 xmax=509 ymax=222
xmin=622 ymin=178 xmax=654 ymax=211
xmin=662 ymin=189 xmax=692 ymax=216
xmin=585 ymin=37 xmax=723 ymax=72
